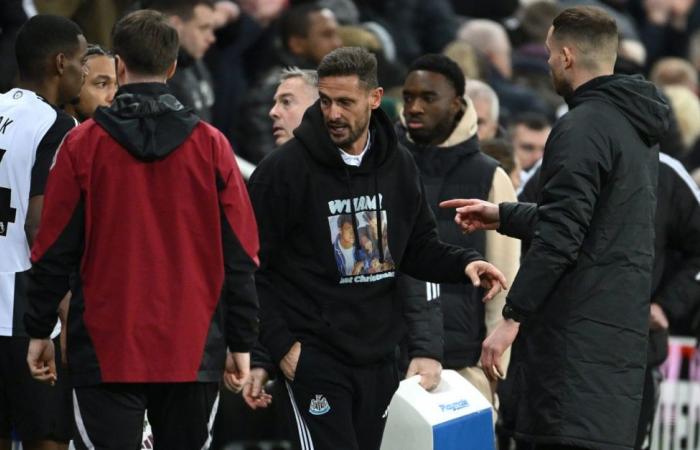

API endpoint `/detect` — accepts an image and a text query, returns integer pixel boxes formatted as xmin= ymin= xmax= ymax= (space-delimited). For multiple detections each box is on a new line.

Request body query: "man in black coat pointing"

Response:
xmin=442 ymin=6 xmax=670 ymax=450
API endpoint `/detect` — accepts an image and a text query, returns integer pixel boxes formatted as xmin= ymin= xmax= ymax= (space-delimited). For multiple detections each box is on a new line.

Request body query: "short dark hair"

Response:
xmin=85 ymin=44 xmax=112 ymax=59
xmin=147 ymin=0 xmax=215 ymax=20
xmin=408 ymin=54 xmax=465 ymax=98
xmin=15 ymin=15 xmax=83 ymax=82
xmin=318 ymin=47 xmax=378 ymax=89
xmin=112 ymin=10 xmax=179 ymax=76
xmin=280 ymin=2 xmax=325 ymax=51
xmin=552 ymin=6 xmax=618 ymax=70
xmin=509 ymin=112 xmax=551 ymax=132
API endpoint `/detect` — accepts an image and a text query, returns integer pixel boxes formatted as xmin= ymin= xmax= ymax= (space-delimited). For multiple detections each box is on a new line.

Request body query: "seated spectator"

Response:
xmin=507 ymin=112 xmax=551 ymax=191
xmin=269 ymin=67 xmax=318 ymax=146
xmin=151 ymin=0 xmax=217 ymax=122
xmin=466 ymin=78 xmax=501 ymax=141
xmin=458 ymin=19 xmax=550 ymax=123
xmin=663 ymin=84 xmax=700 ymax=152
xmin=443 ymin=40 xmax=481 ymax=80
xmin=651 ymin=57 xmax=699 ymax=93
xmin=235 ymin=2 xmax=341 ymax=163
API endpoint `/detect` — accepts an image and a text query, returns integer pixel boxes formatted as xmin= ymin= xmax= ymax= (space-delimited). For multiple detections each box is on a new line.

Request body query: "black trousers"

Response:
xmin=283 ymin=345 xmax=399 ymax=450
xmin=72 ymin=382 xmax=219 ymax=450
xmin=634 ymin=365 xmax=662 ymax=450
xmin=0 ymin=336 xmax=73 ymax=442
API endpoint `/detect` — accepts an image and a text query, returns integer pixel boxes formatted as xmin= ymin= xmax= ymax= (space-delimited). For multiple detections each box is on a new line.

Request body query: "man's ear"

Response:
xmin=452 ymin=95 xmax=466 ymax=116
xmin=55 ymin=53 xmax=66 ymax=76
xmin=165 ymin=60 xmax=178 ymax=80
xmin=369 ymin=87 xmax=384 ymax=110
xmin=562 ymin=45 xmax=574 ymax=70
xmin=115 ymin=55 xmax=127 ymax=85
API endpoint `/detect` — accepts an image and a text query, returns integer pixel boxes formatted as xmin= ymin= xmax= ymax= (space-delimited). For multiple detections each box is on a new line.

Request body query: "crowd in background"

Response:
xmin=2 ymin=0 xmax=700 ymax=188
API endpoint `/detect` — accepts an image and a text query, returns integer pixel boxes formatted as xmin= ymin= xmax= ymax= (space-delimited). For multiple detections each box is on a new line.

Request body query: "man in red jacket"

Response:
xmin=23 ymin=10 xmax=260 ymax=449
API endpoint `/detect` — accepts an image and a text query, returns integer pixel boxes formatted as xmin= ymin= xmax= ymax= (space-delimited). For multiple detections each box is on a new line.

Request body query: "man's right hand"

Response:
xmin=223 ymin=351 xmax=251 ymax=393
xmin=280 ymin=341 xmax=301 ymax=381
xmin=242 ymin=368 xmax=273 ymax=410
xmin=439 ymin=199 xmax=500 ymax=234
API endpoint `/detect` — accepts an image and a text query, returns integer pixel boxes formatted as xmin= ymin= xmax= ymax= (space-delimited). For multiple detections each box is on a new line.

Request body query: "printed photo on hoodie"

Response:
xmin=328 ymin=210 xmax=395 ymax=282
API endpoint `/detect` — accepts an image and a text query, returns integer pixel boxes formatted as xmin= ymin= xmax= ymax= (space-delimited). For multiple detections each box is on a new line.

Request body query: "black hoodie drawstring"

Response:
xmin=374 ymin=171 xmax=385 ymax=263
xmin=344 ymin=167 xmax=362 ymax=252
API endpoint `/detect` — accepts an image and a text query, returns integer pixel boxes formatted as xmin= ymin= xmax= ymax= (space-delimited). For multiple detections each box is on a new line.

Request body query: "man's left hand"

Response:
xmin=406 ymin=357 xmax=442 ymax=391
xmin=27 ymin=338 xmax=57 ymax=385
xmin=465 ymin=261 xmax=508 ymax=301
xmin=480 ymin=319 xmax=519 ymax=381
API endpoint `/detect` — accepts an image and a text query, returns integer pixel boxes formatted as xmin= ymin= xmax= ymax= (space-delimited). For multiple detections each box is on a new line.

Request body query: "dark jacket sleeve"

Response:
xmin=247 ymin=164 xmax=298 ymax=364
xmin=401 ymin=181 xmax=483 ymax=283
xmin=397 ymin=272 xmax=443 ymax=362
xmin=24 ymin=138 xmax=83 ymax=338
xmin=498 ymin=202 xmax=538 ymax=241
xmin=504 ymin=123 xmax=611 ymax=319
xmin=655 ymin=166 xmax=700 ymax=323
xmin=216 ymin=136 xmax=260 ymax=352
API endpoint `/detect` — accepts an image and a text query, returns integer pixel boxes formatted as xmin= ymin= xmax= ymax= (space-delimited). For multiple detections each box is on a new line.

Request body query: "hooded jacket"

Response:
xmin=397 ymin=98 xmax=520 ymax=370
xmin=23 ymin=83 xmax=260 ymax=386
xmin=248 ymin=102 xmax=482 ymax=367
xmin=497 ymin=75 xmax=670 ymax=449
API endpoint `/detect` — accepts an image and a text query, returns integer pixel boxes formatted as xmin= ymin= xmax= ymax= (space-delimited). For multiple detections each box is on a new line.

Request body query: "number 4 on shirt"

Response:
xmin=0 ymin=148 xmax=16 ymax=237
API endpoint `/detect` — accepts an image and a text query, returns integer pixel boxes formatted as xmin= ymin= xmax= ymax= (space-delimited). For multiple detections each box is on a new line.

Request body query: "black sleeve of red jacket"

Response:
xmin=247 ymin=165 xmax=298 ymax=365
xmin=216 ymin=136 xmax=260 ymax=353
xmin=24 ymin=136 xmax=84 ymax=338
xmin=656 ymin=162 xmax=700 ymax=323
xmin=401 ymin=181 xmax=483 ymax=283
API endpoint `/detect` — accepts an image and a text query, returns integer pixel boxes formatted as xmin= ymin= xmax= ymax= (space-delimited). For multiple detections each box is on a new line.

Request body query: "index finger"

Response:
xmin=439 ymin=199 xmax=476 ymax=209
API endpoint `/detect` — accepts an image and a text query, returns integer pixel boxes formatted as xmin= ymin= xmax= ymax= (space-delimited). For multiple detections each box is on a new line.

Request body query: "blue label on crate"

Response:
xmin=438 ymin=399 xmax=469 ymax=413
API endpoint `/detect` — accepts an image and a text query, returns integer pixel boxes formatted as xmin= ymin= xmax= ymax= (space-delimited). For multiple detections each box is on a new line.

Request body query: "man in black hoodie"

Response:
xmin=23 ymin=10 xmax=259 ymax=449
xmin=442 ymin=6 xmax=670 ymax=450
xmin=245 ymin=46 xmax=507 ymax=450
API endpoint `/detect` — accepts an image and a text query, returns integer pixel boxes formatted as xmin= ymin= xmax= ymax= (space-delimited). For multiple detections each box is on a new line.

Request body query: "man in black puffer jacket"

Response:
xmin=398 ymin=54 xmax=521 ymax=410
xmin=442 ymin=7 xmax=670 ymax=450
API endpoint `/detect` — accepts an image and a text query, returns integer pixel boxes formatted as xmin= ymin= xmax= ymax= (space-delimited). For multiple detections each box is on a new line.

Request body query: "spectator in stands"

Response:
xmin=628 ymin=0 xmax=700 ymax=70
xmin=442 ymin=7 xmax=670 ymax=449
xmin=398 ymin=54 xmax=521 ymax=413
xmin=269 ymin=67 xmax=319 ymax=146
xmin=458 ymin=19 xmax=550 ymax=123
xmin=235 ymin=2 xmax=341 ymax=163
xmin=443 ymin=41 xmax=481 ymax=81
xmin=64 ymin=45 xmax=116 ymax=121
xmin=466 ymin=79 xmax=501 ymax=141
xmin=650 ymin=57 xmax=699 ymax=93
xmin=511 ymin=1 xmax=565 ymax=117
xmin=508 ymin=112 xmax=551 ymax=191
xmin=150 ymin=0 xmax=217 ymax=122
xmin=353 ymin=0 xmax=459 ymax=64
xmin=0 ymin=0 xmax=32 ymax=93
xmin=663 ymin=84 xmax=700 ymax=151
